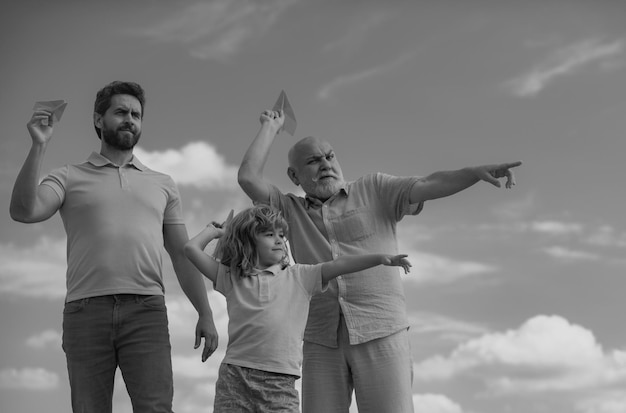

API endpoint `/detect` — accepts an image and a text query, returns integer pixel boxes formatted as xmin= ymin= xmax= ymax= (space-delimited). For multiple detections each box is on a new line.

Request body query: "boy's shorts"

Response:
xmin=214 ymin=363 xmax=299 ymax=413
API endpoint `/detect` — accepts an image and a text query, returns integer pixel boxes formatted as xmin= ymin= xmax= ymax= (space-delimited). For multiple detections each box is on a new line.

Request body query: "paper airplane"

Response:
xmin=33 ymin=100 xmax=68 ymax=125
xmin=272 ymin=90 xmax=297 ymax=136
xmin=225 ymin=209 xmax=234 ymax=226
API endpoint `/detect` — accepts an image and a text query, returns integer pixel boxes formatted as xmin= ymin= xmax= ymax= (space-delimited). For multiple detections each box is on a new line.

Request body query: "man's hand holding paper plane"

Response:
xmin=271 ymin=90 xmax=296 ymax=136
xmin=32 ymin=100 xmax=68 ymax=126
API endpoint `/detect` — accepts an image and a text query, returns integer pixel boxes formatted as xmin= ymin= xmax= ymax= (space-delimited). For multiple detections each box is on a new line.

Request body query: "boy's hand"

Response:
xmin=383 ymin=254 xmax=412 ymax=274
xmin=206 ymin=222 xmax=226 ymax=238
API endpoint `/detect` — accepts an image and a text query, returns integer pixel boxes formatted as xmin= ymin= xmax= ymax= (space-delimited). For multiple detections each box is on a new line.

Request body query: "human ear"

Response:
xmin=287 ymin=167 xmax=300 ymax=186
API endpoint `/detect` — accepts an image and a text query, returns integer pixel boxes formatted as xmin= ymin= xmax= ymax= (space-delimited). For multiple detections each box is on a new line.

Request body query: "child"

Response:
xmin=184 ymin=204 xmax=411 ymax=413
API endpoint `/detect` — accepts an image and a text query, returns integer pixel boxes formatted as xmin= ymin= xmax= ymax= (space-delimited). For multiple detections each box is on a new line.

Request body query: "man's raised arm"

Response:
xmin=237 ymin=110 xmax=285 ymax=204
xmin=10 ymin=110 xmax=63 ymax=223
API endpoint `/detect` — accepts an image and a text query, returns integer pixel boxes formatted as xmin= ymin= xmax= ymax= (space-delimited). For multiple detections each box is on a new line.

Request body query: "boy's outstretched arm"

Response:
xmin=184 ymin=224 xmax=224 ymax=284
xmin=238 ymin=110 xmax=285 ymax=204
xmin=321 ymin=254 xmax=411 ymax=284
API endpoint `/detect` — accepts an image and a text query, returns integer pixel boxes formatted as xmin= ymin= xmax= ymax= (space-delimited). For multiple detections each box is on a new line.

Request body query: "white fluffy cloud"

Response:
xmin=414 ymin=315 xmax=626 ymax=396
xmin=0 ymin=368 xmax=60 ymax=390
xmin=25 ymin=329 xmax=62 ymax=349
xmin=128 ymin=0 xmax=295 ymax=61
xmin=413 ymin=394 xmax=464 ymax=413
xmin=401 ymin=251 xmax=496 ymax=284
xmin=134 ymin=141 xmax=239 ymax=189
xmin=543 ymin=246 xmax=599 ymax=262
xmin=0 ymin=237 xmax=66 ymax=299
xmin=507 ymin=38 xmax=624 ymax=97
xmin=409 ymin=312 xmax=489 ymax=344
xmin=531 ymin=220 xmax=583 ymax=236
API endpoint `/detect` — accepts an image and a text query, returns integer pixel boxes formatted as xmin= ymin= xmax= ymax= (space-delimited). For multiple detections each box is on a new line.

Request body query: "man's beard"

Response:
xmin=309 ymin=179 xmax=343 ymax=201
xmin=101 ymin=125 xmax=141 ymax=151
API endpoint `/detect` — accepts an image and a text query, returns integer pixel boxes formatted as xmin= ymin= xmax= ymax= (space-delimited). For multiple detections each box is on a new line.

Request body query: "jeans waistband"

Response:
xmin=67 ymin=294 xmax=160 ymax=304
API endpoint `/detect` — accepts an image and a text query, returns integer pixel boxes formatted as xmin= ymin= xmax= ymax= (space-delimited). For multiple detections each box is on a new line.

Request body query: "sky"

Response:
xmin=1 ymin=0 xmax=626 ymax=412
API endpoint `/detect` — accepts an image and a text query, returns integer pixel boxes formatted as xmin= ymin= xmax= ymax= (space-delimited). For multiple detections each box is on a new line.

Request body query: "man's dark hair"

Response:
xmin=93 ymin=81 xmax=146 ymax=139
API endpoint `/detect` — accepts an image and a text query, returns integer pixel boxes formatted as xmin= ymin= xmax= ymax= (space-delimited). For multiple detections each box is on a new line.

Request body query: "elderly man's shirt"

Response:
xmin=215 ymin=263 xmax=324 ymax=376
xmin=268 ymin=172 xmax=423 ymax=347
xmin=41 ymin=152 xmax=184 ymax=302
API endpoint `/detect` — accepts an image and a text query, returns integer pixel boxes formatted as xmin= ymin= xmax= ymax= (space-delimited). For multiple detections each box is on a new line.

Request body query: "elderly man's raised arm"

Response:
xmin=237 ymin=110 xmax=285 ymax=204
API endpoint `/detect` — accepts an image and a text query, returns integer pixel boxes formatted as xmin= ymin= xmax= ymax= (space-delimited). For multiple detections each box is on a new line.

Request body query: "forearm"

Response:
xmin=10 ymin=142 xmax=48 ymax=220
xmin=172 ymin=252 xmax=214 ymax=317
xmin=322 ymin=254 xmax=387 ymax=283
xmin=186 ymin=226 xmax=220 ymax=252
xmin=411 ymin=167 xmax=480 ymax=203
xmin=237 ymin=123 xmax=279 ymax=201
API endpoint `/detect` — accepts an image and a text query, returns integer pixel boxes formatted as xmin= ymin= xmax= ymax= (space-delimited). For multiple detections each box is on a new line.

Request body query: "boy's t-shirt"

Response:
xmin=215 ymin=262 xmax=324 ymax=376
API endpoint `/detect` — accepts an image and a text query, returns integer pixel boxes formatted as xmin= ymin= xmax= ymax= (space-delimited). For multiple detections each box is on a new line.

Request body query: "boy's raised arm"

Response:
xmin=238 ymin=110 xmax=285 ymax=204
xmin=184 ymin=224 xmax=224 ymax=284
xmin=321 ymin=254 xmax=411 ymax=284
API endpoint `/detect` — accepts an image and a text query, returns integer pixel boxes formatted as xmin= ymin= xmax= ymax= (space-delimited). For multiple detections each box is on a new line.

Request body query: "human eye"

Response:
xmin=326 ymin=152 xmax=335 ymax=160
xmin=132 ymin=111 xmax=141 ymax=119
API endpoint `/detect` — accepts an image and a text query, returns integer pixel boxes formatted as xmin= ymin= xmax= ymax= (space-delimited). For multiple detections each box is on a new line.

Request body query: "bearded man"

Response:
xmin=10 ymin=81 xmax=219 ymax=413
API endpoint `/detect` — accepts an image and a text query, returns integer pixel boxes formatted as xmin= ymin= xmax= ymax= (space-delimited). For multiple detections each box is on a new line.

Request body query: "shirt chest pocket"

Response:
xmin=334 ymin=207 xmax=375 ymax=242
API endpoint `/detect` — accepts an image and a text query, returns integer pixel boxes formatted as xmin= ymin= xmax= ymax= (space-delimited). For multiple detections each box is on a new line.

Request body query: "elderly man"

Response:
xmin=237 ymin=109 xmax=521 ymax=413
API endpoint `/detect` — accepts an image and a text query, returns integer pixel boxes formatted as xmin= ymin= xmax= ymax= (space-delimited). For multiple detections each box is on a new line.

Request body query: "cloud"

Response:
xmin=401 ymin=251 xmax=497 ymax=284
xmin=317 ymin=52 xmax=415 ymax=100
xmin=414 ymin=315 xmax=626 ymax=396
xmin=134 ymin=141 xmax=239 ymax=190
xmin=530 ymin=220 xmax=584 ymax=236
xmin=128 ymin=0 xmax=295 ymax=61
xmin=409 ymin=312 xmax=490 ymax=344
xmin=413 ymin=394 xmax=464 ymax=413
xmin=490 ymin=192 xmax=536 ymax=221
xmin=322 ymin=8 xmax=394 ymax=56
xmin=584 ymin=225 xmax=626 ymax=249
xmin=0 ymin=237 xmax=66 ymax=299
xmin=0 ymin=368 xmax=60 ymax=390
xmin=25 ymin=329 xmax=62 ymax=349
xmin=543 ymin=245 xmax=599 ymax=262
xmin=576 ymin=391 xmax=626 ymax=413
xmin=507 ymin=38 xmax=624 ymax=97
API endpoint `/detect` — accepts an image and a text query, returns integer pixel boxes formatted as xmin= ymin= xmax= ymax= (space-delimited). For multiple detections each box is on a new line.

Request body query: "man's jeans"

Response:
xmin=62 ymin=294 xmax=173 ymax=413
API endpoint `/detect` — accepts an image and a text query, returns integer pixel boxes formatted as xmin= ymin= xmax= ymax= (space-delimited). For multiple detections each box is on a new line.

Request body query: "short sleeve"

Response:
xmin=40 ymin=165 xmax=69 ymax=204
xmin=162 ymin=176 xmax=185 ymax=225
xmin=293 ymin=263 xmax=324 ymax=296
xmin=213 ymin=263 xmax=233 ymax=296
xmin=370 ymin=173 xmax=423 ymax=221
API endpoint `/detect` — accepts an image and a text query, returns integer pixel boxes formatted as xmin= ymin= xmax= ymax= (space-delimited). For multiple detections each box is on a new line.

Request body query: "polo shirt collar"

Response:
xmin=87 ymin=151 xmax=148 ymax=171
xmin=253 ymin=263 xmax=284 ymax=276
xmin=304 ymin=184 xmax=349 ymax=209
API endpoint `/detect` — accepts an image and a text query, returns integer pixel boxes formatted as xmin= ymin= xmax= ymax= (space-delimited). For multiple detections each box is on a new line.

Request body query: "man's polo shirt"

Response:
xmin=267 ymin=172 xmax=423 ymax=347
xmin=41 ymin=152 xmax=185 ymax=302
xmin=215 ymin=262 xmax=324 ymax=377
